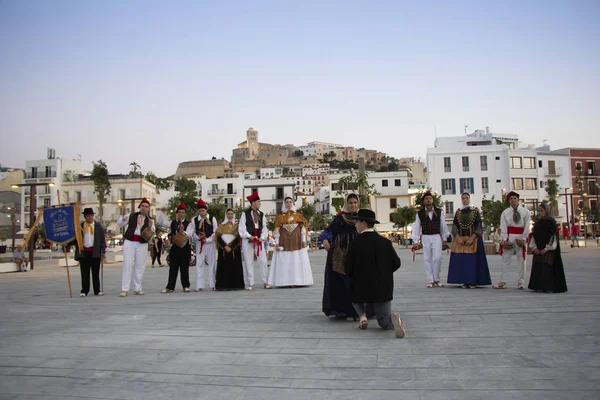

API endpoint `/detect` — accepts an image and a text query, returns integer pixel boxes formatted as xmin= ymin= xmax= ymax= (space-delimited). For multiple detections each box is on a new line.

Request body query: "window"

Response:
xmin=444 ymin=201 xmax=454 ymax=215
xmin=44 ymin=198 xmax=51 ymax=207
xmin=495 ymin=156 xmax=500 ymax=160
xmin=524 ymin=178 xmax=537 ymax=190
xmin=389 ymin=213 xmax=395 ymax=223
xmin=587 ymin=161 xmax=596 ymax=176
xmin=511 ymin=178 xmax=524 ymax=190
xmin=510 ymin=157 xmax=522 ymax=169
xmin=119 ymin=189 xmax=125 ymax=201
xmin=251 ymin=187 xmax=258 ymax=194
xmin=211 ymin=184 xmax=219 ymax=192
xmin=459 ymin=178 xmax=475 ymax=194
xmin=276 ymin=201 xmax=282 ymax=211
xmin=444 ymin=157 xmax=451 ymax=172
xmin=591 ymin=199 xmax=598 ymax=210
xmin=480 ymin=156 xmax=488 ymax=171
xmin=496 ymin=179 xmax=501 ymax=183
xmin=76 ymin=191 xmax=81 ymax=201
xmin=441 ymin=179 xmax=456 ymax=195
xmin=481 ymin=177 xmax=489 ymax=194
xmin=45 ymin=166 xmax=52 ymax=177
xmin=390 ymin=198 xmax=397 ymax=209
xmin=227 ymin=183 xmax=234 ymax=194
xmin=538 ymin=160 xmax=543 ymax=168
xmin=276 ymin=187 xmax=284 ymax=199
xmin=589 ymin=181 xmax=598 ymax=195
xmin=382 ymin=179 xmax=388 ymax=187
xmin=63 ymin=191 xmax=69 ymax=202
xmin=394 ymin=179 xmax=401 ymax=186
xmin=524 ymin=157 xmax=536 ymax=169
xmin=575 ymin=161 xmax=582 ymax=171
xmin=462 ymin=156 xmax=470 ymax=172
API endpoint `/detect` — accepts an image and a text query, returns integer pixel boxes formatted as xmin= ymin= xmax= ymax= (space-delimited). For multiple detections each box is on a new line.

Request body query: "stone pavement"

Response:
xmin=0 ymin=245 xmax=599 ymax=400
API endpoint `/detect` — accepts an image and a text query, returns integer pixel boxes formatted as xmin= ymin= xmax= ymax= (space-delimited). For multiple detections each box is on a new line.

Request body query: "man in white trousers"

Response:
xmin=495 ymin=191 xmax=531 ymax=290
xmin=411 ymin=190 xmax=450 ymax=288
xmin=238 ymin=192 xmax=270 ymax=290
xmin=186 ymin=198 xmax=218 ymax=291
xmin=117 ymin=198 xmax=155 ymax=296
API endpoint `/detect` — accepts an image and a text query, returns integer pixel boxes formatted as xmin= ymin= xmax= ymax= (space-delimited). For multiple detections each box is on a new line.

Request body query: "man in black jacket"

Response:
xmin=345 ymin=209 xmax=405 ymax=338
xmin=76 ymin=208 xmax=106 ymax=297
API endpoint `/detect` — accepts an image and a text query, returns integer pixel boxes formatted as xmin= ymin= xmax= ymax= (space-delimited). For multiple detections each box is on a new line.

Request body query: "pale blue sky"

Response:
xmin=1 ymin=0 xmax=599 ymax=177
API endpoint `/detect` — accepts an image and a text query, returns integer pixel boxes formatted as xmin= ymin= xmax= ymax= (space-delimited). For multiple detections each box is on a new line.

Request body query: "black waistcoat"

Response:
xmin=244 ymin=208 xmax=263 ymax=234
xmin=195 ymin=216 xmax=214 ymax=237
xmin=170 ymin=219 xmax=191 ymax=252
xmin=418 ymin=207 xmax=442 ymax=235
xmin=124 ymin=212 xmax=151 ymax=243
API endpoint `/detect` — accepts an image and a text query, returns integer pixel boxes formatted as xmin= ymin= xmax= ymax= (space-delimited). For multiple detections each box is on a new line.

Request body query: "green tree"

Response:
xmin=294 ymin=150 xmax=304 ymax=157
xmin=207 ymin=200 xmax=227 ymax=223
xmin=145 ymin=172 xmax=172 ymax=191
xmin=91 ymin=160 xmax=111 ymax=222
xmin=391 ymin=206 xmax=417 ymax=247
xmin=545 ymin=179 xmax=560 ymax=212
xmin=335 ymin=170 xmax=380 ymax=209
xmin=174 ymin=177 xmax=197 ymax=193
xmin=413 ymin=188 xmax=443 ymax=209
xmin=129 ymin=161 xmax=143 ymax=178
xmin=298 ymin=203 xmax=317 ymax=226
xmin=481 ymin=195 xmax=505 ymax=231
xmin=166 ymin=191 xmax=198 ymax=220
xmin=234 ymin=205 xmax=246 ymax=221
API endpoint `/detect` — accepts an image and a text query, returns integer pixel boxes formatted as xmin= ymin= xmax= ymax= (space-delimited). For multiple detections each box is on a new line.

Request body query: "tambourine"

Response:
xmin=173 ymin=232 xmax=189 ymax=248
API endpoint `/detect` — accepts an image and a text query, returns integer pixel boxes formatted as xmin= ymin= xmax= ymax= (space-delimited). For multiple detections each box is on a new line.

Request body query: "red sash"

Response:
xmin=500 ymin=226 xmax=526 ymax=257
xmin=252 ymin=228 xmax=262 ymax=257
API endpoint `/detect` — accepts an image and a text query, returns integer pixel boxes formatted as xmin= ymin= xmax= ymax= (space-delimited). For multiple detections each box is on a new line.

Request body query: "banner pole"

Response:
xmin=64 ymin=248 xmax=72 ymax=298
xmin=101 ymin=256 xmax=104 ymax=293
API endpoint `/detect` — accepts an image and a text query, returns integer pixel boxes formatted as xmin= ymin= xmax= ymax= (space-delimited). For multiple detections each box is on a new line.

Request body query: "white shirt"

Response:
xmin=500 ymin=206 xmax=531 ymax=242
xmin=186 ymin=214 xmax=218 ymax=244
xmin=410 ymin=208 xmax=450 ymax=242
xmin=83 ymin=223 xmax=94 ymax=248
xmin=238 ymin=209 xmax=268 ymax=241
xmin=117 ymin=213 xmax=155 ymax=236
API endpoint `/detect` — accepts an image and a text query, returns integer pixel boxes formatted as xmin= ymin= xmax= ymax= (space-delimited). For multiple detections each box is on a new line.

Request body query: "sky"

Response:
xmin=1 ymin=0 xmax=599 ymax=177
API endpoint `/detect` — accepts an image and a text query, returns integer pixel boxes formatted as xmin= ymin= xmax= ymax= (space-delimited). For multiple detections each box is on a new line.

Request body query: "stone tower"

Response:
xmin=246 ymin=127 xmax=259 ymax=160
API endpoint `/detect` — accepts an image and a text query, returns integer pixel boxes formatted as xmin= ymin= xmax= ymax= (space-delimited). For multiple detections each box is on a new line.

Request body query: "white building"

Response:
xmin=329 ymin=170 xmax=417 ymax=232
xmin=19 ymin=149 xmax=86 ymax=229
xmin=314 ymin=186 xmax=331 ymax=215
xmin=298 ymin=141 xmax=343 ymax=158
xmin=243 ymin=177 xmax=298 ymax=215
xmin=536 ymin=146 xmax=572 ymax=223
xmin=427 ymin=129 xmax=514 ymax=216
xmin=260 ymin=167 xmax=282 ymax=180
xmin=195 ymin=175 xmax=245 ymax=210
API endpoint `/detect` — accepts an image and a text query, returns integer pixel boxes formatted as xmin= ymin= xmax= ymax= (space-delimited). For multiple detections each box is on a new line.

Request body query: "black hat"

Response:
xmin=83 ymin=208 xmax=95 ymax=215
xmin=347 ymin=209 xmax=380 ymax=224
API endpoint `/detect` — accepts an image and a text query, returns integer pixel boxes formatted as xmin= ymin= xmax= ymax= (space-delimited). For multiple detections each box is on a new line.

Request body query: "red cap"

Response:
xmin=176 ymin=203 xmax=186 ymax=212
xmin=505 ymin=191 xmax=520 ymax=202
xmin=138 ymin=198 xmax=151 ymax=208
xmin=246 ymin=192 xmax=260 ymax=203
xmin=421 ymin=190 xmax=433 ymax=202
xmin=196 ymin=198 xmax=207 ymax=209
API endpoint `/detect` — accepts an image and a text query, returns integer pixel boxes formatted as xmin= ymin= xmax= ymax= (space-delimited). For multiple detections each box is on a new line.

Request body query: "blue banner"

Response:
xmin=44 ymin=205 xmax=77 ymax=245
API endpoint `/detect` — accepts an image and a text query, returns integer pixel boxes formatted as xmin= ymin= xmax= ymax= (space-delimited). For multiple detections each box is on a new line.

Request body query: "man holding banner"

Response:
xmin=75 ymin=208 xmax=106 ymax=297
xmin=118 ymin=198 xmax=155 ymax=297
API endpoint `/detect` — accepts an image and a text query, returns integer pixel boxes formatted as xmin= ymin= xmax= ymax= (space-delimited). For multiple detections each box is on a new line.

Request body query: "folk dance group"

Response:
xmin=408 ymin=190 xmax=567 ymax=293
xmin=76 ymin=194 xmax=314 ymax=298
xmin=76 ymin=189 xmax=567 ymax=339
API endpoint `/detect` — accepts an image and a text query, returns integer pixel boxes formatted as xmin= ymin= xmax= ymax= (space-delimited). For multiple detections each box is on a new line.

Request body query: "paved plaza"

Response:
xmin=0 ymin=245 xmax=599 ymax=399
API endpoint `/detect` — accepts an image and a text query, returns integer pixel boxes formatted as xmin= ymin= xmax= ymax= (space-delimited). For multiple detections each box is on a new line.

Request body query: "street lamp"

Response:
xmin=11 ymin=182 xmax=54 ymax=270
xmin=564 ymin=187 xmax=571 ymax=232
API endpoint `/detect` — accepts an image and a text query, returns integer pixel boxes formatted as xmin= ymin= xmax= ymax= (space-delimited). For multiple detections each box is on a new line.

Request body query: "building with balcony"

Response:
xmin=535 ymin=146 xmax=572 ymax=223
xmin=242 ymin=177 xmax=298 ymax=215
xmin=562 ymin=148 xmax=600 ymax=217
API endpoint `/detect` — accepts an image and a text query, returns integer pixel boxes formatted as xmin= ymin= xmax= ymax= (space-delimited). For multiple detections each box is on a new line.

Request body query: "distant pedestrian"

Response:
xmin=570 ymin=224 xmax=579 ymax=248
xmin=76 ymin=208 xmax=106 ymax=297
xmin=13 ymin=245 xmax=29 ymax=272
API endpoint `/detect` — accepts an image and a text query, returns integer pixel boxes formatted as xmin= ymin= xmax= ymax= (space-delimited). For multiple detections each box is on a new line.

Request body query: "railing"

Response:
xmin=25 ymin=171 xmax=57 ymax=179
xmin=544 ymin=166 xmax=563 ymax=176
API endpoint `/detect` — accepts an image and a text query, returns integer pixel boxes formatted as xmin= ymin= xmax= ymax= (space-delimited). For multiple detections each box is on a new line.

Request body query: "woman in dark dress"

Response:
xmin=447 ymin=192 xmax=492 ymax=288
xmin=215 ymin=208 xmax=245 ymax=290
xmin=528 ymin=203 xmax=568 ymax=293
xmin=320 ymin=193 xmax=373 ymax=319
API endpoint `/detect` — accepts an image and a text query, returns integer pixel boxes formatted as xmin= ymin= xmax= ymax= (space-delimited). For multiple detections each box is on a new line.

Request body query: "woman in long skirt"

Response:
xmin=447 ymin=192 xmax=492 ymax=288
xmin=215 ymin=209 xmax=245 ymax=290
xmin=528 ymin=203 xmax=568 ymax=293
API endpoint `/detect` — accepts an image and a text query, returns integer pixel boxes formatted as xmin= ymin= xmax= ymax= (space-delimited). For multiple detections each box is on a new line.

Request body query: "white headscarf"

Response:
xmin=281 ymin=198 xmax=297 ymax=213
xmin=460 ymin=192 xmax=475 ymax=210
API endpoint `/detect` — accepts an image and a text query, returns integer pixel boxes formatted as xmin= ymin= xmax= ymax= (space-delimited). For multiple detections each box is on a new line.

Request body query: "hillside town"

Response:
xmin=1 ymin=126 xmax=599 ymax=251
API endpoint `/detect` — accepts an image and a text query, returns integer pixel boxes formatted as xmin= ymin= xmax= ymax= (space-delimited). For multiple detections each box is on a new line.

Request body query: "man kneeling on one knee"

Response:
xmin=345 ymin=209 xmax=406 ymax=338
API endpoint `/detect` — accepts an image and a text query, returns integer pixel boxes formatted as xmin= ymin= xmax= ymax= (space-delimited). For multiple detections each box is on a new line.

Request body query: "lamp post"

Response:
xmin=564 ymin=187 xmax=571 ymax=233
xmin=7 ymin=206 xmax=16 ymax=250
xmin=11 ymin=182 xmax=54 ymax=270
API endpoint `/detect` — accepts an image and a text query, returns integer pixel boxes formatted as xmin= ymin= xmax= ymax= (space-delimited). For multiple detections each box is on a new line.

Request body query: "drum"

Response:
xmin=173 ymin=232 xmax=189 ymax=248
xmin=140 ymin=226 xmax=154 ymax=242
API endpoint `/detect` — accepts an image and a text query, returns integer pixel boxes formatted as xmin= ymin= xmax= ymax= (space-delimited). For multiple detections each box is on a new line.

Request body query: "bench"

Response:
xmin=0 ymin=262 xmax=20 ymax=273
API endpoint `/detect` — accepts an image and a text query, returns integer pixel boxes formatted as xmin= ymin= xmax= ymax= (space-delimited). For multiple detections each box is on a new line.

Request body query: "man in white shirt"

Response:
xmin=495 ymin=191 xmax=531 ymax=290
xmin=76 ymin=208 xmax=106 ymax=297
xmin=238 ymin=192 xmax=269 ymax=290
xmin=186 ymin=199 xmax=218 ymax=291
xmin=410 ymin=191 xmax=450 ymax=288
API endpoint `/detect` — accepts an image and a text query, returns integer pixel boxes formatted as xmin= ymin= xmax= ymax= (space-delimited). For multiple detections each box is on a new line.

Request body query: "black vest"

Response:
xmin=244 ymin=208 xmax=263 ymax=235
xmin=418 ymin=207 xmax=442 ymax=235
xmin=195 ymin=216 xmax=214 ymax=237
xmin=124 ymin=212 xmax=151 ymax=243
